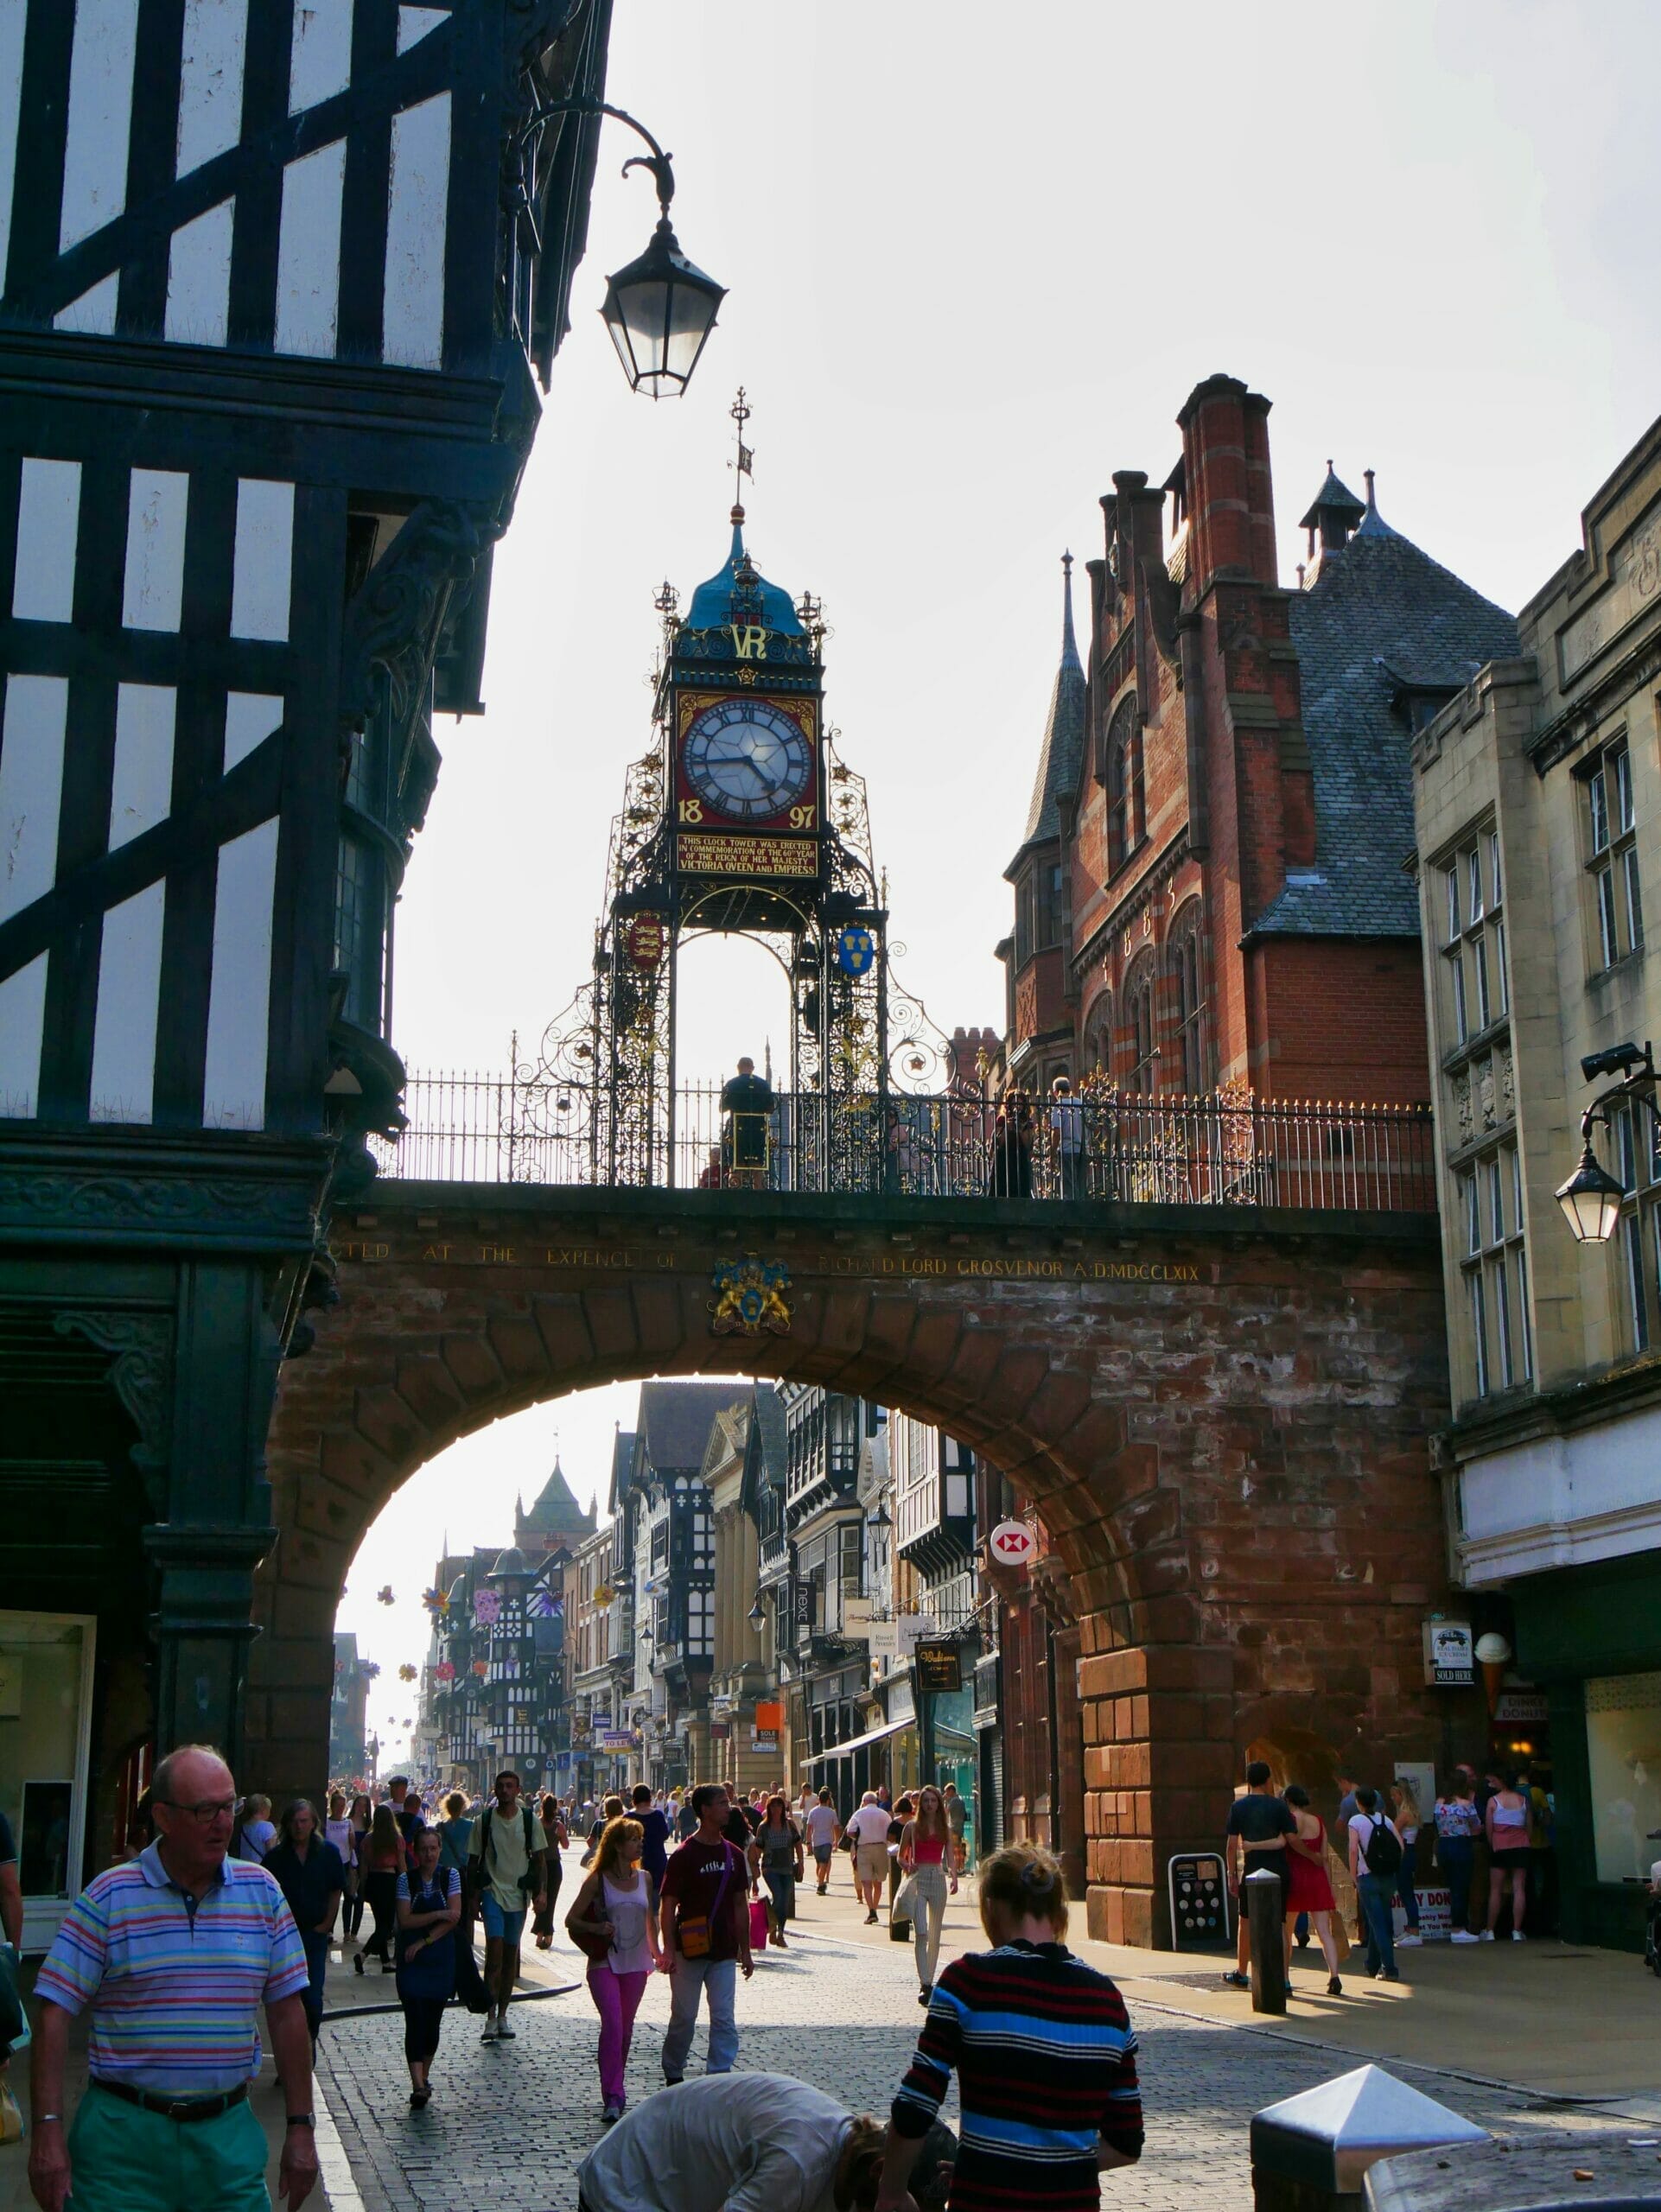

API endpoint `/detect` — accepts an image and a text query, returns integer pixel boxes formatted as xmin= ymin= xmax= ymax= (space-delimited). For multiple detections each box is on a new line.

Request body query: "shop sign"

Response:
xmin=754 ymin=1700 xmax=786 ymax=1731
xmin=1494 ymin=1690 xmax=1549 ymax=1726
xmin=897 ymin=1612 xmax=939 ymax=1656
xmin=751 ymin=1730 xmax=780 ymax=1752
xmin=1422 ymin=1617 xmax=1474 ymax=1687
xmin=868 ymin=1622 xmax=899 ymax=1662
xmin=841 ymin=1598 xmax=873 ymax=1637
xmin=710 ymin=1723 xmax=730 ymax=1741
xmin=989 ymin=1519 xmax=1036 ymax=1567
xmin=914 ymin=1641 xmax=962 ymax=1694
xmin=596 ymin=1729 xmax=634 ymax=1751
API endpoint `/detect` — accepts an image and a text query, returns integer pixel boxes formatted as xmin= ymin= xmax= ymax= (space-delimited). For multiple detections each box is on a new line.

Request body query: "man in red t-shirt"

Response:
xmin=659 ymin=1783 xmax=754 ymax=2085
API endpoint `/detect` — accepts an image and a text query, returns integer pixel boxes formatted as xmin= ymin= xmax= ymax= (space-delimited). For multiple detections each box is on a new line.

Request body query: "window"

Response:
xmin=1611 ymin=1099 xmax=1661 ymax=1354
xmin=1439 ymin=825 xmax=1508 ymax=1051
xmin=1585 ymin=1673 xmax=1661 ymax=1882
xmin=1586 ymin=741 xmax=1643 ymax=969
xmin=1083 ymin=994 xmax=1113 ymax=1075
xmin=1170 ymin=905 xmax=1208 ymax=1095
xmin=1123 ymin=959 xmax=1157 ymax=1094
xmin=1458 ymin=1140 xmax=1531 ymax=1399
xmin=333 ymin=834 xmax=385 ymax=1032
xmin=1105 ymin=696 xmax=1143 ymax=876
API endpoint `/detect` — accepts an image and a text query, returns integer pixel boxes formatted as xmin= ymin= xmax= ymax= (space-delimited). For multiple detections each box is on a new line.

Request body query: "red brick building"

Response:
xmin=1001 ymin=372 xmax=1518 ymax=1104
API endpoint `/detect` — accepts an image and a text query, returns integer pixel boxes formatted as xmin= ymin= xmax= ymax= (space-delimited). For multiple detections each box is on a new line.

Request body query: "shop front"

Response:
xmin=1 ymin=1612 xmax=97 ymax=1953
xmin=1512 ymin=1551 xmax=1661 ymax=1951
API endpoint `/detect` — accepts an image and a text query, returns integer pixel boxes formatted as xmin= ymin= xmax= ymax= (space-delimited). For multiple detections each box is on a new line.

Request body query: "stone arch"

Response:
xmin=251 ymin=1185 xmax=1458 ymax=1944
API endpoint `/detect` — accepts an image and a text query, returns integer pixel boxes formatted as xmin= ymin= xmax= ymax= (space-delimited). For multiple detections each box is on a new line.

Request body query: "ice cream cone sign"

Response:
xmin=1474 ymin=1630 xmax=1512 ymax=1714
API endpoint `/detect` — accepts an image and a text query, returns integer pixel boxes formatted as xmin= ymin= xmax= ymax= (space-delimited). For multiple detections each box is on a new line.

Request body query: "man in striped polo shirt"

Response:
xmin=28 ymin=1744 xmax=318 ymax=2212
xmin=875 ymin=1841 xmax=1143 ymax=2211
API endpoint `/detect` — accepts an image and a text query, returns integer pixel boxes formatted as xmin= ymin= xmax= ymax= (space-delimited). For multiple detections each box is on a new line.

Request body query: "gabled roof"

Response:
xmin=636 ymin=1379 xmax=737 ymax=1477
xmin=1009 ymin=556 xmax=1087 ymax=868
xmin=1256 ymin=486 xmax=1518 ymax=939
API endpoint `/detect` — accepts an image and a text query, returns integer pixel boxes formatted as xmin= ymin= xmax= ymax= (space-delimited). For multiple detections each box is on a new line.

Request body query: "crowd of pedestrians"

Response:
xmin=1222 ymin=1756 xmax=1559 ymax=1994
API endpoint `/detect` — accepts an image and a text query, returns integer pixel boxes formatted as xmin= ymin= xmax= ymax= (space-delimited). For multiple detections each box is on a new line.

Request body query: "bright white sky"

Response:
xmin=336 ymin=0 xmax=1661 ymax=1769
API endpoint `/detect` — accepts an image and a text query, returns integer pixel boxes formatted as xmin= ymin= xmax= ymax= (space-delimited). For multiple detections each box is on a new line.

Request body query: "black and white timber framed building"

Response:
xmin=0 ymin=0 xmax=614 ymax=1931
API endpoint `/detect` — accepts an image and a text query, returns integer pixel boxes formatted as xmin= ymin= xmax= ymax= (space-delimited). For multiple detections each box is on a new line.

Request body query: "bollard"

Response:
xmin=1245 ymin=1866 xmax=1288 ymax=2015
xmin=1366 ymin=2133 xmax=1661 ymax=2210
xmin=1251 ymin=2064 xmax=1487 ymax=2212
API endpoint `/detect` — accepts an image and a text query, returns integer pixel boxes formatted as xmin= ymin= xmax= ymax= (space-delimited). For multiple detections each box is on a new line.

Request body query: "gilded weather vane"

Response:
xmin=729 ymin=386 xmax=754 ymax=507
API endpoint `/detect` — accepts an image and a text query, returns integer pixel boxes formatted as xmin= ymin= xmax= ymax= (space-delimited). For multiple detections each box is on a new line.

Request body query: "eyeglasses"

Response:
xmin=157 ymin=1797 xmax=236 ymax=1822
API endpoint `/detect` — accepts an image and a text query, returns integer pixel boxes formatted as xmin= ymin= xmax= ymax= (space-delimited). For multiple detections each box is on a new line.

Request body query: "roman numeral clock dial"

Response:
xmin=682 ymin=698 xmax=812 ymax=822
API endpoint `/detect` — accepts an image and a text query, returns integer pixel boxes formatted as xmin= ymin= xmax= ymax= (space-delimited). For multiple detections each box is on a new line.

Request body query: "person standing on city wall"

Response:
xmin=567 ymin=1815 xmax=662 ymax=2124
xmin=28 ymin=1744 xmax=317 ymax=2212
xmin=263 ymin=1802 xmax=344 ymax=2047
xmin=395 ymin=1827 xmax=460 ymax=2109
xmin=875 ymin=1842 xmax=1141 ymax=2212
xmin=467 ymin=1770 xmax=546 ymax=2044
xmin=1221 ymin=1761 xmax=1295 ymax=1989
xmin=658 ymin=1784 xmax=754 ymax=2086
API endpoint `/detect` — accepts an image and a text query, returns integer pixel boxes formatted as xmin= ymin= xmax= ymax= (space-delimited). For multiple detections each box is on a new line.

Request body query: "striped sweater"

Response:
xmin=891 ymin=1941 xmax=1142 ymax=2210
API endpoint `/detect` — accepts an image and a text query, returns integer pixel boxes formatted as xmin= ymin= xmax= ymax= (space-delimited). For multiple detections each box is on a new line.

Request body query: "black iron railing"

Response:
xmin=373 ymin=1078 xmax=1436 ymax=1213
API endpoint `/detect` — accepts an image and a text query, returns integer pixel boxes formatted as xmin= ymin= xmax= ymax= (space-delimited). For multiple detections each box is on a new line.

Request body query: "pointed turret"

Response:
xmin=1299 ymin=463 xmax=1368 ymax=560
xmin=1008 ymin=554 xmax=1088 ymax=870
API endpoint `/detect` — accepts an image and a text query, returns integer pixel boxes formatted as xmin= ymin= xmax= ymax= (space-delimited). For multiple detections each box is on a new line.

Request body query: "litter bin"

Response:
xmin=1251 ymin=2065 xmax=1487 ymax=2211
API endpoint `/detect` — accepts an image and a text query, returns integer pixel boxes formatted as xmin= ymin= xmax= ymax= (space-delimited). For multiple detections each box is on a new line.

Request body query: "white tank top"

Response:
xmin=601 ymin=1868 xmax=652 ymax=1974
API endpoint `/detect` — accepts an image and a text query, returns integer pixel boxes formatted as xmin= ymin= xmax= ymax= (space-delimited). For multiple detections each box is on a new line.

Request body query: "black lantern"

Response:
xmin=1555 ymin=1141 xmax=1626 ymax=1243
xmin=601 ymin=216 xmax=725 ymax=401
xmin=522 ymin=97 xmax=725 ymax=399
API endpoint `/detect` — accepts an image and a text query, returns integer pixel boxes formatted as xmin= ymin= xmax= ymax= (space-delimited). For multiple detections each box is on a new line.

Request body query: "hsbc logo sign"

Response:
xmin=989 ymin=1520 xmax=1036 ymax=1567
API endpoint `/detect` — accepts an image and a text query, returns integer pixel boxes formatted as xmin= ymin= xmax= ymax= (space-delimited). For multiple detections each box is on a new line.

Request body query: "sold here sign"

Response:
xmin=988 ymin=1520 xmax=1036 ymax=1567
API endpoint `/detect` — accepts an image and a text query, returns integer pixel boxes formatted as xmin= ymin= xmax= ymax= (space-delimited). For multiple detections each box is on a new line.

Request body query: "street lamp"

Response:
xmin=1555 ymin=1040 xmax=1656 ymax=1243
xmin=521 ymin=98 xmax=726 ymax=398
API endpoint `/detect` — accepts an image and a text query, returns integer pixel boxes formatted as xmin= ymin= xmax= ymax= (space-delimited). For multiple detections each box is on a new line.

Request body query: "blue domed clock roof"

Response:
xmin=684 ymin=506 xmax=805 ymax=636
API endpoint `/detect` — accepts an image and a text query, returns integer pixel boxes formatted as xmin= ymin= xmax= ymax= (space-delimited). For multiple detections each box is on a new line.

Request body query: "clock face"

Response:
xmin=682 ymin=697 xmax=813 ymax=822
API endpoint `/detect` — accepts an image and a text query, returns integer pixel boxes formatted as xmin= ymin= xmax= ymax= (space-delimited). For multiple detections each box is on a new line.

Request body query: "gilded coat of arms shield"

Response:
xmin=709 ymin=1253 xmax=792 ymax=1338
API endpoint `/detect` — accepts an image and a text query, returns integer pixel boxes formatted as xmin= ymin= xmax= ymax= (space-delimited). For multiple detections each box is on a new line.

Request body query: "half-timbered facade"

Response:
xmin=0 ymin=0 xmax=614 ymax=1895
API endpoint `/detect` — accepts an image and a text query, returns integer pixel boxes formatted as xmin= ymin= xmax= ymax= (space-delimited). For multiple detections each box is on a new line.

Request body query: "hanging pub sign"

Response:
xmin=914 ymin=1641 xmax=962 ymax=1694
xmin=625 ymin=912 xmax=667 ymax=969
xmin=988 ymin=1519 xmax=1037 ymax=1567
xmin=832 ymin=924 xmax=875 ymax=977
xmin=1422 ymin=1617 xmax=1475 ymax=1687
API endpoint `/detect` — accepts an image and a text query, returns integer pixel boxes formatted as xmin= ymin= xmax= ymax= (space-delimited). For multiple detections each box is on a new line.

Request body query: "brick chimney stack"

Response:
xmin=1176 ymin=373 xmax=1277 ymax=597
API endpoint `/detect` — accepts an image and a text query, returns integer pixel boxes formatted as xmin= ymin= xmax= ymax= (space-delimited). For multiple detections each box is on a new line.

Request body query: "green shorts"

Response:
xmin=68 ymin=2083 xmax=269 ymax=2212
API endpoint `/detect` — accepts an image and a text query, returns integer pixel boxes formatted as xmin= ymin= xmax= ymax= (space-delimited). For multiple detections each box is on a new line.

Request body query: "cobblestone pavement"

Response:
xmin=313 ymin=1891 xmax=1637 ymax=2212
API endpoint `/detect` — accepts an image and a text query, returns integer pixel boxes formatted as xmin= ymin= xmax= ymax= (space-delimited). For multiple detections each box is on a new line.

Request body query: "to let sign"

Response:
xmin=989 ymin=1519 xmax=1036 ymax=1567
xmin=914 ymin=1641 xmax=962 ymax=1694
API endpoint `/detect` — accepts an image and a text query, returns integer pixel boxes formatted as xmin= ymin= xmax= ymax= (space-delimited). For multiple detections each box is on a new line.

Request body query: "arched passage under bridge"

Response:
xmin=256 ymin=1179 xmax=1461 ymax=1946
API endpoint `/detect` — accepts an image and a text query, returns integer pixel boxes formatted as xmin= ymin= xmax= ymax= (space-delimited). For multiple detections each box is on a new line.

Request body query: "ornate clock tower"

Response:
xmin=529 ymin=397 xmax=945 ymax=1189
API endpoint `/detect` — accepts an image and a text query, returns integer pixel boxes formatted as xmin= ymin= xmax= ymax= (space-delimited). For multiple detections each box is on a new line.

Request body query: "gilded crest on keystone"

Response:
xmin=710 ymin=1253 xmax=792 ymax=1338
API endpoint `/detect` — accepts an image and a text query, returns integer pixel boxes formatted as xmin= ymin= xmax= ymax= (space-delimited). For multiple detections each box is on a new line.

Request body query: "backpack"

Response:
xmin=474 ymin=1804 xmax=538 ymax=1895
xmin=1360 ymin=1814 xmax=1403 ymax=1878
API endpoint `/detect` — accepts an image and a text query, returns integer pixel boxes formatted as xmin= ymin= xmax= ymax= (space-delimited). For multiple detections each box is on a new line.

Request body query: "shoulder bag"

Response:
xmin=677 ymin=1843 xmax=738 ymax=1960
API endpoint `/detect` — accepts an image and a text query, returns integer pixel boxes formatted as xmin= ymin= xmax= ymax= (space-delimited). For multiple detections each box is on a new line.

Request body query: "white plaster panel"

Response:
xmin=165 ymin=198 xmax=234 ymax=345
xmin=397 ymin=6 xmax=448 ymax=54
xmin=59 ymin=0 xmax=139 ymax=249
xmin=12 ymin=459 xmax=82 ymax=623
xmin=108 ymin=683 xmax=176 ymax=849
xmin=122 ymin=468 xmax=189 ymax=632
xmin=382 ymin=92 xmax=449 ymax=370
xmin=0 ymin=951 xmax=47 ymax=1116
xmin=0 ymin=673 xmax=69 ymax=921
xmin=274 ymin=137 xmax=345 ymax=358
xmin=54 ymin=270 xmax=119 ymax=334
xmin=176 ymin=0 xmax=247 ymax=175
xmin=0 ymin=0 xmax=29 ymax=289
xmin=1459 ymin=1400 xmax=1661 ymax=1581
xmin=230 ymin=480 xmax=295 ymax=642
xmin=88 ymin=877 xmax=165 ymax=1122
xmin=289 ymin=0 xmax=353 ymax=115
xmin=202 ymin=815 xmax=278 ymax=1129
xmin=224 ymin=690 xmax=284 ymax=771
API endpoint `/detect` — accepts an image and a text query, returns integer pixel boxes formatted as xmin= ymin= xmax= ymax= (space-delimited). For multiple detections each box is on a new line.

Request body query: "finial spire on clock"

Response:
xmin=729 ymin=386 xmax=754 ymax=543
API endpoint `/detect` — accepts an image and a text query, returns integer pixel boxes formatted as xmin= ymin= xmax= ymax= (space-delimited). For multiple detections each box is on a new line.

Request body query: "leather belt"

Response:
xmin=91 ymin=2079 xmax=249 ymax=2123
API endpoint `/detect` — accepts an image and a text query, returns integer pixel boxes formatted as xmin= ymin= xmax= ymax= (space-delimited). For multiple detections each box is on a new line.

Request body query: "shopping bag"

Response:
xmin=0 ymin=2081 xmax=23 ymax=2145
xmin=748 ymin=1899 xmax=769 ymax=1951
xmin=892 ymin=1874 xmax=920 ymax=1924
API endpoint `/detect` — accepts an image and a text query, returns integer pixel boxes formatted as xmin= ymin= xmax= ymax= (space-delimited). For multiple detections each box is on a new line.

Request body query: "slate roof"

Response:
xmin=1011 ymin=558 xmax=1087 ymax=864
xmin=1254 ymin=495 xmax=1519 ymax=938
xmin=518 ymin=1457 xmax=595 ymax=1536
xmin=637 ymin=1378 xmax=741 ymax=1475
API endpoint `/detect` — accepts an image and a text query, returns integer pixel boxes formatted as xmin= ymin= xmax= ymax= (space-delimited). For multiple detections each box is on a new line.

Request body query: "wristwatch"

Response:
xmin=286 ymin=2113 xmax=315 ymax=2128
